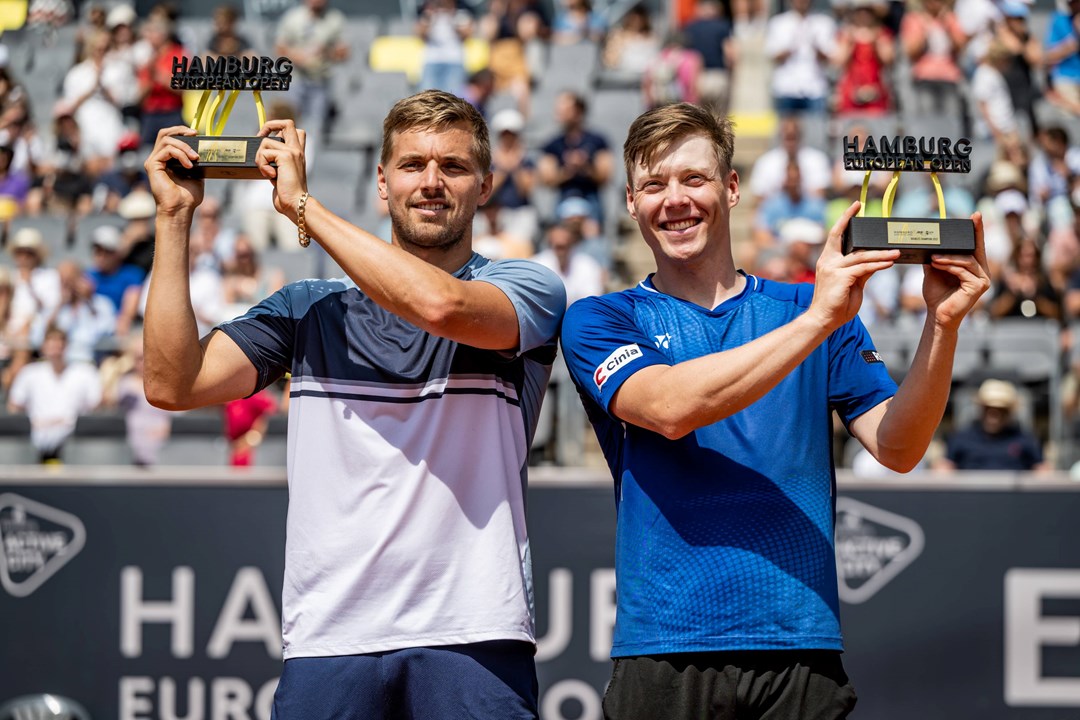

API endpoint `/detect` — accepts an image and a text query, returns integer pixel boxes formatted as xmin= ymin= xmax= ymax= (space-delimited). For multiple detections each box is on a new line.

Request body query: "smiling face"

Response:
xmin=627 ymin=133 xmax=739 ymax=269
xmin=378 ymin=122 xmax=492 ymax=257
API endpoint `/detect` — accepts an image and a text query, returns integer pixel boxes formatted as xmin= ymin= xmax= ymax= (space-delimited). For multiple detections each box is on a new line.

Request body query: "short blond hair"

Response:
xmin=381 ymin=90 xmax=491 ymax=173
xmin=624 ymin=103 xmax=734 ymax=183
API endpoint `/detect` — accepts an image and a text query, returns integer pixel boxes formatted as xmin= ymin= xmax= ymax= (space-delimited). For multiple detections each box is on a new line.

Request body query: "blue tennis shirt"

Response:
xmin=561 ymin=273 xmax=896 ymax=657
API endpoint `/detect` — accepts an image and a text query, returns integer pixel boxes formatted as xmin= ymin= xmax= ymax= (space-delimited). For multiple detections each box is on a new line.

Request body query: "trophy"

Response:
xmin=841 ymin=134 xmax=976 ymax=264
xmin=167 ymin=55 xmax=292 ymax=180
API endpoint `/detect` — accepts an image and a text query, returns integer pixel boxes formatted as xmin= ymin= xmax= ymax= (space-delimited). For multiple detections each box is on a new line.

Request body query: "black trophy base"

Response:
xmin=167 ymin=135 xmax=282 ymax=180
xmin=843 ymin=216 xmax=976 ymax=264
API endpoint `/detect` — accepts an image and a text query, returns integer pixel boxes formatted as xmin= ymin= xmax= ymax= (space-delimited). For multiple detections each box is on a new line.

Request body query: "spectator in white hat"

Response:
xmin=116 ymin=188 xmax=156 ymax=273
xmin=777 ymin=216 xmax=825 ymax=283
xmin=7 ymin=227 xmax=60 ymax=347
xmin=935 ymin=378 xmax=1049 ymax=471
xmin=554 ymin=194 xmax=608 ymax=268
xmin=87 ymin=224 xmax=145 ymax=319
xmin=487 ymin=108 xmax=539 ymax=249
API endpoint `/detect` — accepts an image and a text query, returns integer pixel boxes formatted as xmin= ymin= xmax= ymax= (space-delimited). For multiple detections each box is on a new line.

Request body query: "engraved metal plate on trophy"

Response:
xmin=166 ymin=55 xmax=292 ymax=180
xmin=841 ymin=135 xmax=977 ymax=264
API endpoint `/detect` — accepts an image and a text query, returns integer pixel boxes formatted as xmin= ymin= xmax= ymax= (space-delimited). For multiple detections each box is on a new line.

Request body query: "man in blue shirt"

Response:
xmin=1044 ymin=0 xmax=1080 ymax=113
xmin=87 ymin=225 xmax=146 ymax=312
xmin=560 ymin=103 xmax=990 ymax=719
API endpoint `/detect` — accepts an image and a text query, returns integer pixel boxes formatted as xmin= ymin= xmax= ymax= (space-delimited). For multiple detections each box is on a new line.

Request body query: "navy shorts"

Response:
xmin=271 ymin=640 xmax=538 ymax=720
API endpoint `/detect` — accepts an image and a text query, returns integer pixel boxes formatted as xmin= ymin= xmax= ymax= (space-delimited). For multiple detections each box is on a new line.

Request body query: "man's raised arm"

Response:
xmin=849 ymin=213 xmax=991 ymax=471
xmin=254 ymin=119 xmax=542 ymax=353
xmin=142 ymin=126 xmax=259 ymax=411
xmin=572 ymin=203 xmax=900 ymax=439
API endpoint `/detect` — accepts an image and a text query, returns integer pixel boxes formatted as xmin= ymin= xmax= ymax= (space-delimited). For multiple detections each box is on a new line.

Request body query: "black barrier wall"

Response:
xmin=1 ymin=468 xmax=1078 ymax=720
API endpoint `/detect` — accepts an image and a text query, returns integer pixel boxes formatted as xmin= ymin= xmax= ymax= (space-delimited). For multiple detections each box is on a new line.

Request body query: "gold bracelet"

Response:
xmin=297 ymin=192 xmax=311 ymax=248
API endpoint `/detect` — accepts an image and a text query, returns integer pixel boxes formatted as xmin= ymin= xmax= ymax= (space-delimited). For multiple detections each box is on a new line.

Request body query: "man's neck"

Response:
xmin=396 ymin=237 xmax=475 ymax=274
xmin=652 ymin=255 xmax=745 ymax=310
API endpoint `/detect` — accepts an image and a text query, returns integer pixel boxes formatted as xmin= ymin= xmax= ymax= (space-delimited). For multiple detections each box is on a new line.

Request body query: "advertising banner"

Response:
xmin=0 ymin=473 xmax=1078 ymax=719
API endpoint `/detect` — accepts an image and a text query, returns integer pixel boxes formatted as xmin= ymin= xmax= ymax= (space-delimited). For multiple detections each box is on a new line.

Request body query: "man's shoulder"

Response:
xmin=582 ymin=128 xmax=611 ymax=147
xmin=231 ymin=276 xmax=352 ymax=322
xmin=469 ymin=255 xmax=560 ymax=285
xmin=470 ymin=256 xmax=568 ymax=320
xmin=565 ymin=285 xmax=641 ymax=321
xmin=751 ymin=275 xmax=814 ymax=307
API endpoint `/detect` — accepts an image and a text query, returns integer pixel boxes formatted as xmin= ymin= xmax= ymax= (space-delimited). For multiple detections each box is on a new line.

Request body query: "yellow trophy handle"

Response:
xmin=254 ymin=90 xmax=266 ymax=129
xmin=211 ymin=90 xmax=240 ymax=136
xmin=930 ymin=172 xmax=946 ymax=220
xmin=861 ymin=169 xmax=947 ymax=220
xmin=858 ymin=170 xmax=872 ymax=218
xmin=882 ymin=171 xmax=900 ymax=218
xmin=190 ymin=88 xmax=270 ymax=136
xmin=203 ymin=90 xmax=224 ymax=135
xmin=191 ymin=90 xmax=211 ymax=130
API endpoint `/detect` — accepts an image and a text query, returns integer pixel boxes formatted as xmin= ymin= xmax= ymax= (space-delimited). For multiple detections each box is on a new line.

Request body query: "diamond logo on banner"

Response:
xmin=0 ymin=493 xmax=86 ymax=598
xmin=835 ymin=497 xmax=924 ymax=604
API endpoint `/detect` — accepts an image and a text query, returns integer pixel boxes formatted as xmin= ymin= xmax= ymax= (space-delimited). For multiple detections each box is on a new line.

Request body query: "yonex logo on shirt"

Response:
xmin=594 ymin=343 xmax=643 ymax=390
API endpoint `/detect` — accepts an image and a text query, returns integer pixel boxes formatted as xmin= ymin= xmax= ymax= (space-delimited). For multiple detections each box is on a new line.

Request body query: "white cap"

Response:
xmin=106 ymin=4 xmax=137 ymax=28
xmin=994 ymin=188 xmax=1028 ymax=217
xmin=91 ymin=225 xmax=122 ymax=251
xmin=778 ymin=217 xmax=826 ymax=245
xmin=9 ymin=227 xmax=46 ymax=257
xmin=490 ymin=108 xmax=525 ymax=135
xmin=976 ymin=378 xmax=1018 ymax=410
xmin=118 ymin=190 xmax=155 ymax=220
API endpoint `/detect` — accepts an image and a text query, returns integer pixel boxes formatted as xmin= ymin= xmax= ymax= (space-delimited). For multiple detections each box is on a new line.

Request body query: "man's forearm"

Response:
xmin=613 ymin=310 xmax=835 ymax=439
xmin=298 ymin=198 xmax=521 ymax=350
xmin=873 ymin=319 xmax=958 ymax=468
xmin=143 ymin=215 xmax=203 ymax=406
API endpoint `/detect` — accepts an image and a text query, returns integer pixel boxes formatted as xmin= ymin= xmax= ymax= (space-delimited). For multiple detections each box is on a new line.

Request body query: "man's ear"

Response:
xmin=377 ymin=165 xmax=388 ymax=200
xmin=478 ymin=171 xmax=494 ymax=206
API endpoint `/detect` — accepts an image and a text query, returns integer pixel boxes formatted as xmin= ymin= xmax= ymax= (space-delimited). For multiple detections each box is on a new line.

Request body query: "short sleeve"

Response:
xmin=216 ymin=284 xmax=299 ymax=395
xmin=1045 ymin=14 xmax=1070 ymax=48
xmin=472 ymin=258 xmax=566 ymax=354
xmin=561 ymin=294 xmax=670 ymax=414
xmin=1023 ymin=432 xmax=1044 ymax=468
xmin=827 ymin=315 xmax=898 ymax=426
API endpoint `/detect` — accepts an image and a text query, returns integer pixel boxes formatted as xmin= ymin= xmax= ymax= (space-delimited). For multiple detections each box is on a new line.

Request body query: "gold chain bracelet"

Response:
xmin=297 ymin=192 xmax=311 ymax=248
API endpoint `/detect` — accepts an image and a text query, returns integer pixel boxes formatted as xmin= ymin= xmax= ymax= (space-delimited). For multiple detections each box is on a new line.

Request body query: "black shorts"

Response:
xmin=602 ymin=650 xmax=857 ymax=720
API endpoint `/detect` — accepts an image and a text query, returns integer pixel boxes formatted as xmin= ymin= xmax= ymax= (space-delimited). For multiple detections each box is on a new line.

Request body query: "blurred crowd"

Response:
xmin=0 ymin=0 xmax=1078 ymax=470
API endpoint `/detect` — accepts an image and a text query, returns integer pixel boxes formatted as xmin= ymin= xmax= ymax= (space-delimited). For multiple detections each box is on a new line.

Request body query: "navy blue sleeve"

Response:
xmin=827 ymin=315 xmax=898 ymax=426
xmin=561 ymin=293 xmax=670 ymax=415
xmin=216 ymin=284 xmax=298 ymax=395
xmin=1022 ymin=432 xmax=1044 ymax=468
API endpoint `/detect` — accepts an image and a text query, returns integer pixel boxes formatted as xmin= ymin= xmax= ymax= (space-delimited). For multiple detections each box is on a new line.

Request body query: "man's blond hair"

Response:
xmin=623 ymin=103 xmax=735 ymax=184
xmin=381 ymin=90 xmax=491 ymax=173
